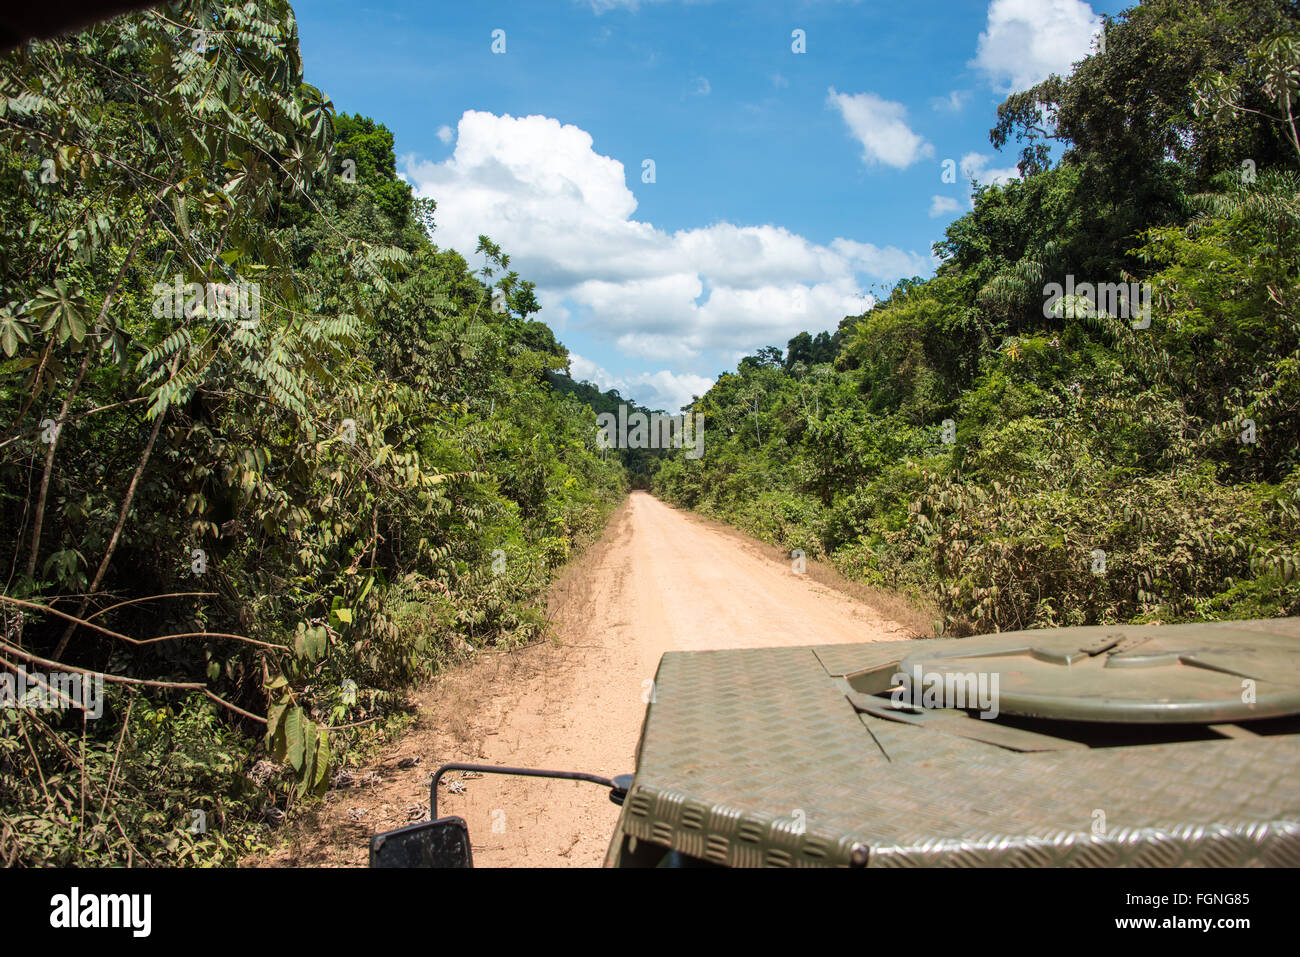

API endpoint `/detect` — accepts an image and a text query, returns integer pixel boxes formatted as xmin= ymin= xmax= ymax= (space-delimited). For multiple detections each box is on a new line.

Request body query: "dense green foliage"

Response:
xmin=656 ymin=0 xmax=1300 ymax=637
xmin=0 ymin=1 xmax=625 ymax=864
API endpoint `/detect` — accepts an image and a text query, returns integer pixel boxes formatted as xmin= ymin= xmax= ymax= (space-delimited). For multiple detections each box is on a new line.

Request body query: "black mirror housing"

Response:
xmin=369 ymin=816 xmax=473 ymax=868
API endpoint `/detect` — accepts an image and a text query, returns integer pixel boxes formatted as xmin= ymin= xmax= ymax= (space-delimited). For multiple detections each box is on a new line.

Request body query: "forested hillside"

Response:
xmin=0 ymin=1 xmax=626 ymax=864
xmin=656 ymin=0 xmax=1300 ymax=637
xmin=545 ymin=371 xmax=665 ymax=485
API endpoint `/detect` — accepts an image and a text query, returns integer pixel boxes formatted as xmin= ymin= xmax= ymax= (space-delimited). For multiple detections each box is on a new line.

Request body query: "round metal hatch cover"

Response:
xmin=896 ymin=622 xmax=1300 ymax=723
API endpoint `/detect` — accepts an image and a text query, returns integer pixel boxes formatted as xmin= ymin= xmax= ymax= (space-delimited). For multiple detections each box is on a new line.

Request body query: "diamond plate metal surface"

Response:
xmin=613 ymin=620 xmax=1300 ymax=867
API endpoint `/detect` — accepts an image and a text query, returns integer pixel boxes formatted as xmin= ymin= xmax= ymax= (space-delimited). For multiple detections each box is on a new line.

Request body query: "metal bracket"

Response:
xmin=429 ymin=762 xmax=631 ymax=818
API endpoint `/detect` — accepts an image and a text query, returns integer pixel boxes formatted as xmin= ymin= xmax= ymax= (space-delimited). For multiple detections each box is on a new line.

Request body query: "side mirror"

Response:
xmin=369 ymin=762 xmax=635 ymax=865
xmin=370 ymin=816 xmax=473 ymax=868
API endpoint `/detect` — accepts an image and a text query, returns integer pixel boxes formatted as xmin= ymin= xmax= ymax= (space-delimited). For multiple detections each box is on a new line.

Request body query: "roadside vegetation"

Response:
xmin=655 ymin=0 xmax=1300 ymax=637
xmin=0 ymin=1 xmax=627 ymax=865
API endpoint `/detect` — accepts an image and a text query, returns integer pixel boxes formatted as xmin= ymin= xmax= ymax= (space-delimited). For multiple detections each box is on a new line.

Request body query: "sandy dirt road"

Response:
xmin=262 ymin=491 xmax=910 ymax=867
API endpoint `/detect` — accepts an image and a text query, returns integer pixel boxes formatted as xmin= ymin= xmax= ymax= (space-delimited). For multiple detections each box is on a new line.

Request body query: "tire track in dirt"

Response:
xmin=256 ymin=491 xmax=913 ymax=867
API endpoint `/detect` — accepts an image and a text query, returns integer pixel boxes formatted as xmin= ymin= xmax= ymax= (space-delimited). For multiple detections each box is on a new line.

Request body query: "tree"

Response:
xmin=1195 ymin=32 xmax=1300 ymax=164
xmin=785 ymin=331 xmax=813 ymax=371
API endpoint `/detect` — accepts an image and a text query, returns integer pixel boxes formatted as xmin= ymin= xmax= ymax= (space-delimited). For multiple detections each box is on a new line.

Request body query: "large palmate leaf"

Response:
xmin=28 ymin=279 xmax=89 ymax=344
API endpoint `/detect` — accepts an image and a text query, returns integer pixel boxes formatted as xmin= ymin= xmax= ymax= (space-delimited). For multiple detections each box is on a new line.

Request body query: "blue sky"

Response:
xmin=296 ymin=0 xmax=1131 ymax=410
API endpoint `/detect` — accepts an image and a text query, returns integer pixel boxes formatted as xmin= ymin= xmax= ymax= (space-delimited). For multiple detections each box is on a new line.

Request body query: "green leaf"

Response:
xmin=0 ymin=315 xmax=30 ymax=357
xmin=265 ymin=702 xmax=286 ymax=748
xmin=283 ymin=707 xmax=306 ymax=772
xmin=312 ymin=728 xmax=331 ymax=795
xmin=310 ymin=626 xmax=328 ymax=662
xmin=302 ymin=720 xmax=317 ymax=778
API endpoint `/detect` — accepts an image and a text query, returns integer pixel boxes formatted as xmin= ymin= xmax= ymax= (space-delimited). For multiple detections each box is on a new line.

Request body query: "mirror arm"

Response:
xmin=429 ymin=763 xmax=627 ymax=818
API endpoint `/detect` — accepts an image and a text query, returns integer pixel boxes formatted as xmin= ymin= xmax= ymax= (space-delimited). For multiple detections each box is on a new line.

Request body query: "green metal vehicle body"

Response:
xmin=603 ymin=618 xmax=1300 ymax=867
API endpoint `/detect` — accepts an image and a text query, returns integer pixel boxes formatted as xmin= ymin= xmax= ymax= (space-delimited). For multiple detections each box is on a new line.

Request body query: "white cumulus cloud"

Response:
xmin=830 ymin=239 xmax=935 ymax=278
xmin=930 ymin=195 xmax=962 ymax=217
xmin=970 ymin=0 xmax=1102 ymax=93
xmin=960 ymin=151 xmax=1022 ymax=187
xmin=827 ymin=88 xmax=934 ymax=169
xmin=403 ymin=110 xmax=933 ymax=405
xmin=569 ymin=354 xmax=713 ymax=412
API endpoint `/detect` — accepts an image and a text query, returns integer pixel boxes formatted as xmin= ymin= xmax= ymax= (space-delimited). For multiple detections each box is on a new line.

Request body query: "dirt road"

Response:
xmin=263 ymin=492 xmax=911 ymax=867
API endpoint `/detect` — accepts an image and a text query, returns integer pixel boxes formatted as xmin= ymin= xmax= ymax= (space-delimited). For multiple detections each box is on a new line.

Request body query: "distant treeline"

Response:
xmin=547 ymin=371 xmax=667 ymax=485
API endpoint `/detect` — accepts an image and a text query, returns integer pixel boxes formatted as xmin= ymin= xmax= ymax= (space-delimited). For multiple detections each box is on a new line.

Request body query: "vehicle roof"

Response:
xmin=618 ymin=618 xmax=1300 ymax=867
